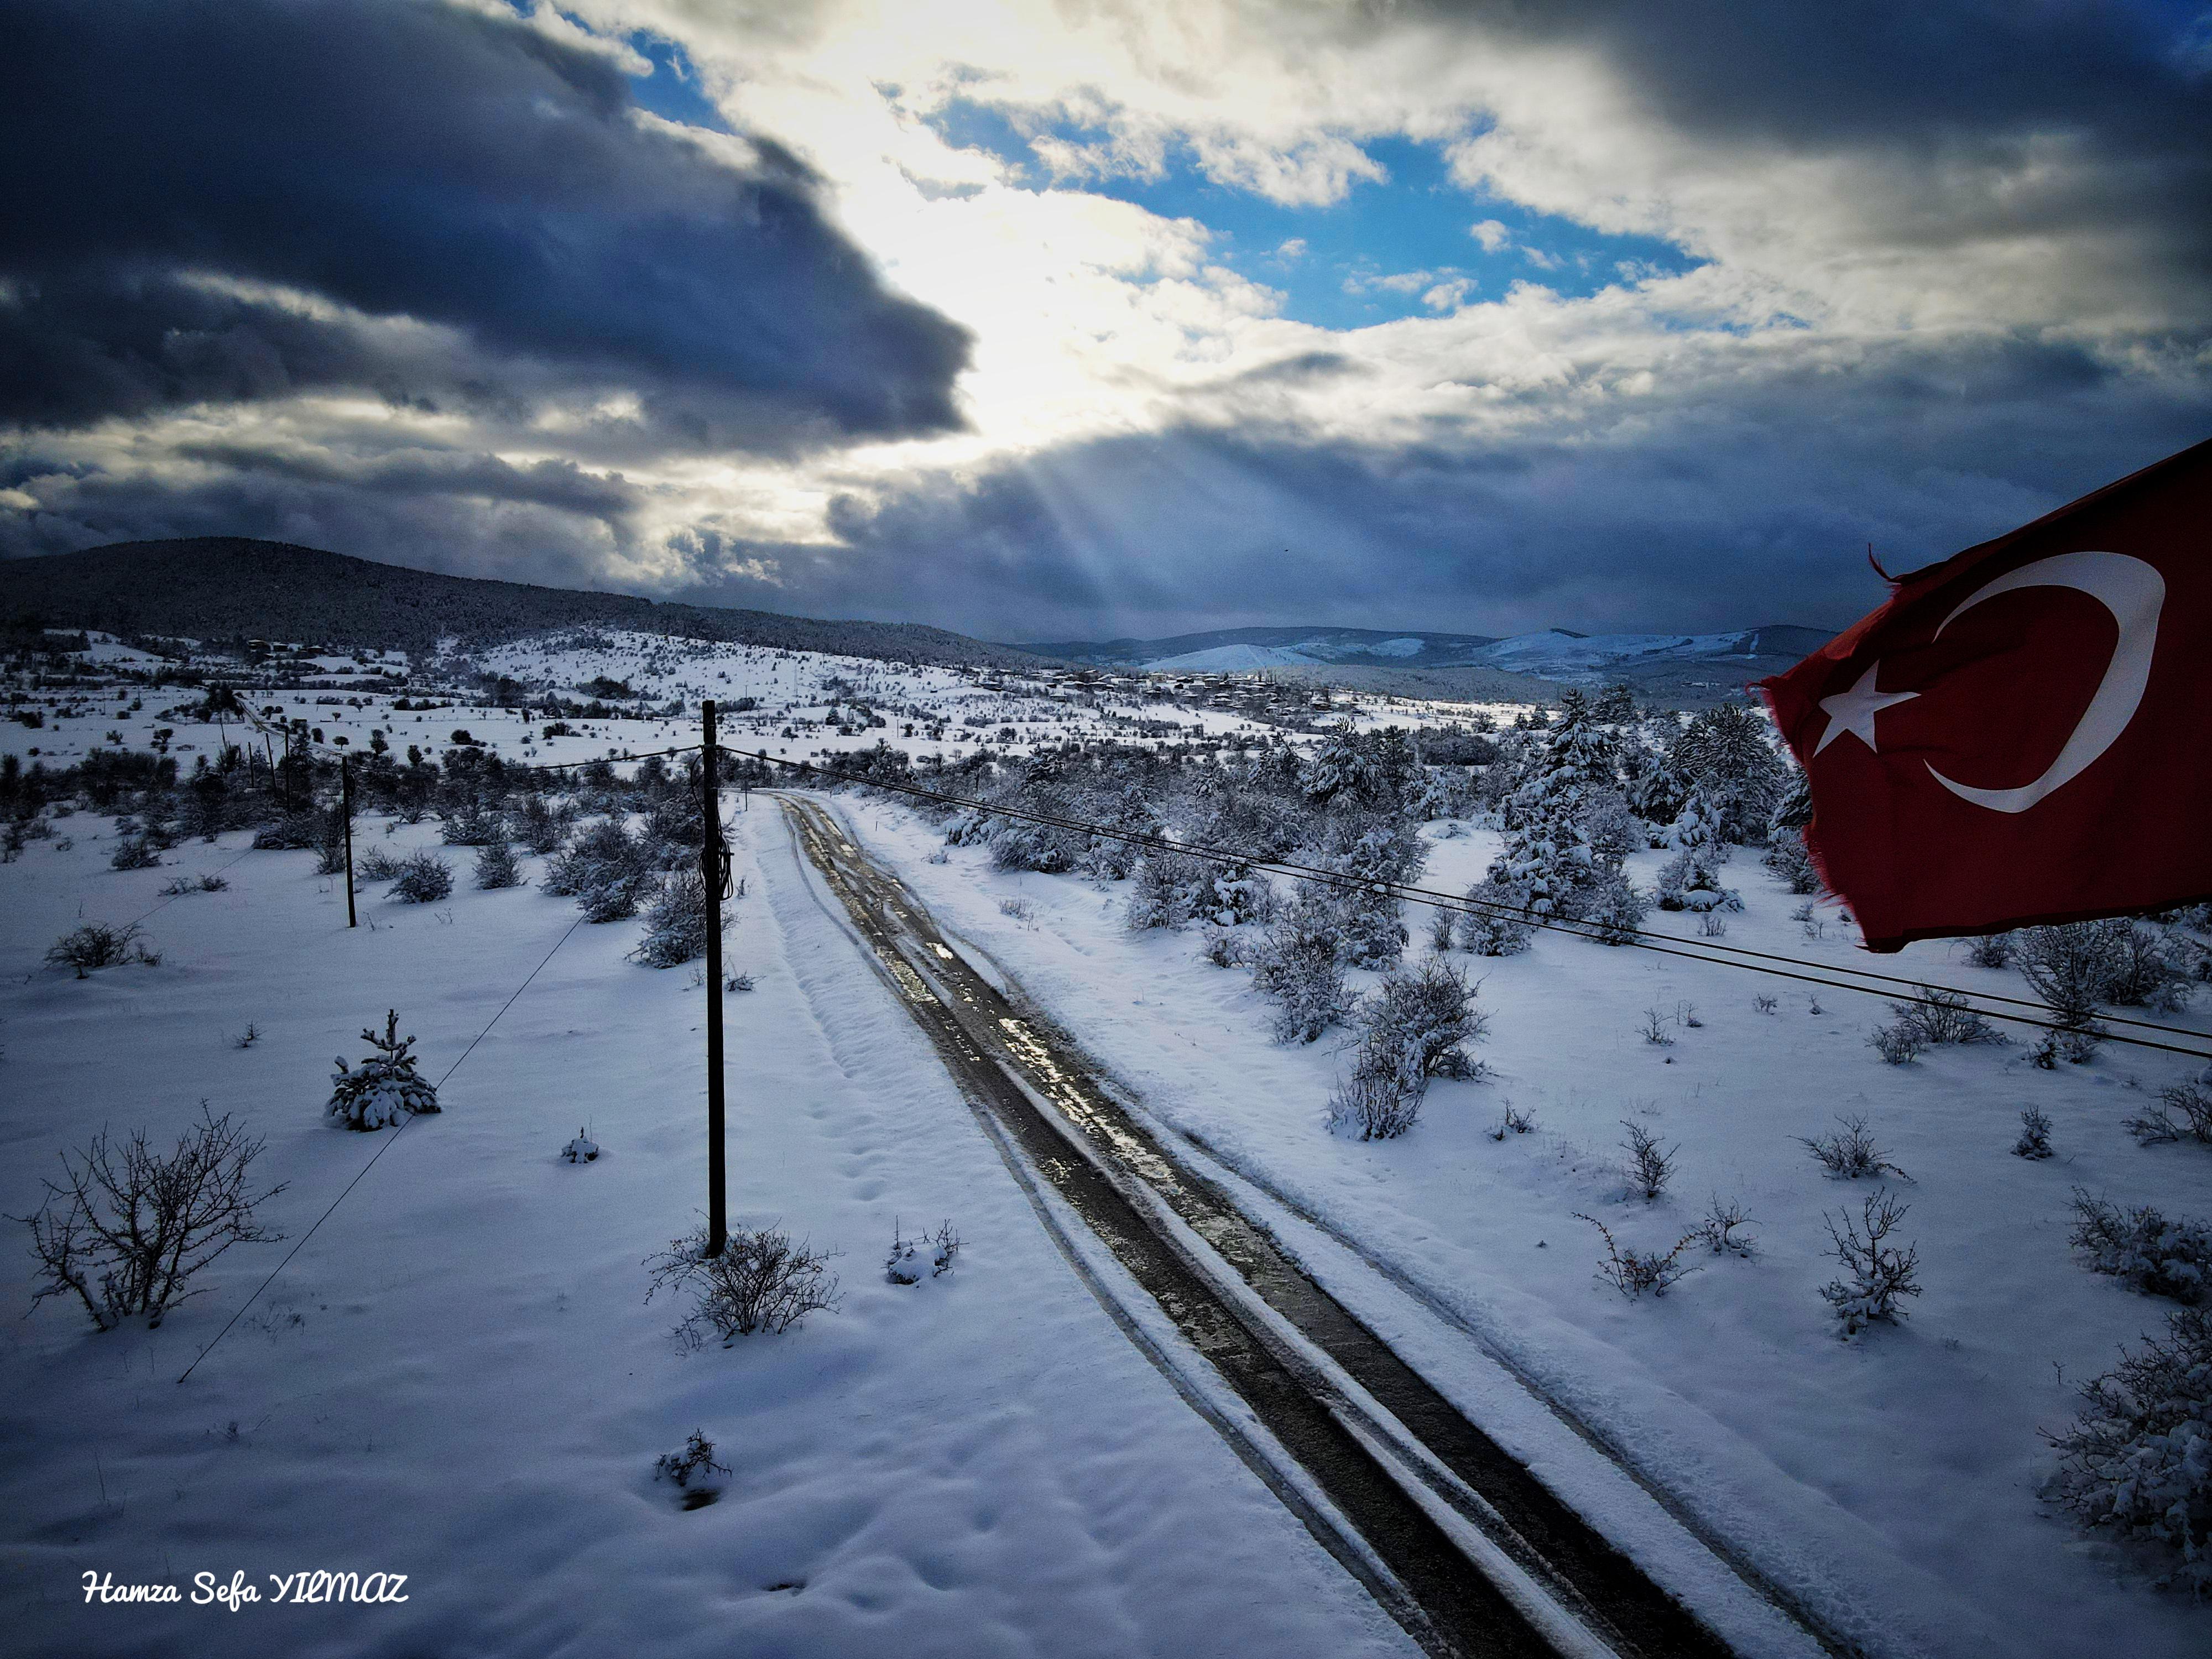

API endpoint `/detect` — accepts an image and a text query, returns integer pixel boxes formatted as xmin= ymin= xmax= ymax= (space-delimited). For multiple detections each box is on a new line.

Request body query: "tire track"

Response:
xmin=776 ymin=794 xmax=1770 ymax=1659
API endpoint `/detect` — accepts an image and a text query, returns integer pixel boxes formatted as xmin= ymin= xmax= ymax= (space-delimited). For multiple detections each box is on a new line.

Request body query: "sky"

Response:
xmin=3 ymin=0 xmax=2209 ymax=644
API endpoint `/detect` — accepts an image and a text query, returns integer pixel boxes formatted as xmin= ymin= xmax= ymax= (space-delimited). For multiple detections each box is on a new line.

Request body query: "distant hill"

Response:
xmin=0 ymin=538 xmax=1050 ymax=670
xmin=1023 ymin=621 xmax=1839 ymax=705
xmin=1018 ymin=625 xmax=1501 ymax=672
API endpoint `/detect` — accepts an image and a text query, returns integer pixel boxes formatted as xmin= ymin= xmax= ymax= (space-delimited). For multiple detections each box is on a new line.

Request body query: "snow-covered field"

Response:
xmin=0 ymin=802 xmax=1412 ymax=1658
xmin=7 ymin=628 xmax=2210 ymax=1657
xmin=829 ymin=801 xmax=2212 ymax=1658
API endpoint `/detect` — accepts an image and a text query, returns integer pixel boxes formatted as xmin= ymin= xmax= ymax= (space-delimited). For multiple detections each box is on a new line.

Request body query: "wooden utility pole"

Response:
xmin=340 ymin=753 xmax=357 ymax=928
xmin=702 ymin=701 xmax=727 ymax=1258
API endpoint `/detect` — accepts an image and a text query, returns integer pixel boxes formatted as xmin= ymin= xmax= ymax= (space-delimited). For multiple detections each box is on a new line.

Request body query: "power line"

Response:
xmin=733 ymin=748 xmax=2212 ymax=1064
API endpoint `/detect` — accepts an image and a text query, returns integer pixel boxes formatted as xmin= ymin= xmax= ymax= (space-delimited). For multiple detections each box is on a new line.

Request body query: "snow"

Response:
xmin=829 ymin=801 xmax=2212 ymax=1658
xmin=0 ymin=808 xmax=1412 ymax=1658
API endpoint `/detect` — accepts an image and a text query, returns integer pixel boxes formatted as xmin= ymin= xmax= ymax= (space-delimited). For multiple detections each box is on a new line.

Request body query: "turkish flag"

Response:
xmin=1759 ymin=436 xmax=2212 ymax=952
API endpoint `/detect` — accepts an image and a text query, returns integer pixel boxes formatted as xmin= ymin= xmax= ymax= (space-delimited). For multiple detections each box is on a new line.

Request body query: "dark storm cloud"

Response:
xmin=1431 ymin=1 xmax=2212 ymax=274
xmin=0 ymin=0 xmax=970 ymax=445
xmin=656 ymin=327 xmax=2212 ymax=641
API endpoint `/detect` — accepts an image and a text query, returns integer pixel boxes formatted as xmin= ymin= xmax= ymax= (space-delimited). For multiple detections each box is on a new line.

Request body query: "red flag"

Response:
xmin=1759 ymin=436 xmax=2212 ymax=952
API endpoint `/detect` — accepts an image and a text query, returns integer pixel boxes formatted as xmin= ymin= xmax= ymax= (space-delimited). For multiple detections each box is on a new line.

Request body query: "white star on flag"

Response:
xmin=1813 ymin=660 xmax=1919 ymax=755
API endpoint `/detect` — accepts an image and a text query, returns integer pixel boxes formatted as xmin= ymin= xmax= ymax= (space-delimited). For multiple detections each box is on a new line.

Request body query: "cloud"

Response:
xmin=4 ymin=0 xmax=2208 ymax=641
xmin=0 ymin=0 xmax=971 ymax=447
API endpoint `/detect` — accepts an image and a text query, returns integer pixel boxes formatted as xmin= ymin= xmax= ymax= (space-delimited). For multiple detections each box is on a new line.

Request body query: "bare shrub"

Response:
xmin=327 ymin=1011 xmax=440 ymax=1130
xmin=998 ymin=896 xmax=1035 ymax=923
xmin=2012 ymin=1105 xmax=2055 ymax=1160
xmin=1488 ymin=1104 xmax=1537 ymax=1140
xmin=2016 ymin=920 xmax=2130 ymax=1054
xmin=2068 ymin=1190 xmax=2212 ymax=1304
xmin=1353 ymin=957 xmax=1489 ymax=1086
xmin=1575 ymin=1213 xmax=1699 ymax=1299
xmin=1892 ymin=985 xmax=2004 ymax=1047
xmin=15 ymin=1105 xmax=286 ymax=1331
xmin=1800 ymin=1114 xmax=1912 ymax=1181
xmin=1819 ymin=1187 xmax=1921 ymax=1336
xmin=1866 ymin=1020 xmax=1926 ymax=1065
xmin=2045 ymin=1305 xmax=2212 ymax=1595
xmin=44 ymin=921 xmax=153 ymax=978
xmin=644 ymin=1223 xmax=842 ymax=1347
xmin=1693 ymin=1194 xmax=1759 ymax=1257
xmin=2125 ymin=1084 xmax=2212 ymax=1149
xmin=389 ymin=850 xmax=453 ymax=903
xmin=1752 ymin=994 xmax=1778 ymax=1015
xmin=1619 ymin=1119 xmax=1678 ymax=1202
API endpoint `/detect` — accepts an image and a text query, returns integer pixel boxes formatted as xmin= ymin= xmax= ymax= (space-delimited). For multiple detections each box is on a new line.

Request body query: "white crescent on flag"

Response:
xmin=1924 ymin=550 xmax=2164 ymax=815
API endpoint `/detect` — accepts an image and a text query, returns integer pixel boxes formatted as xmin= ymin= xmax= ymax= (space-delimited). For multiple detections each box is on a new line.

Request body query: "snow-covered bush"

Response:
xmin=1327 ymin=1069 xmax=1425 ymax=1141
xmin=2068 ymin=1190 xmax=2212 ymax=1304
xmin=1352 ymin=957 xmax=1488 ymax=1087
xmin=644 ymin=1223 xmax=842 ymax=1346
xmin=561 ymin=1127 xmax=599 ymax=1163
xmin=2108 ymin=925 xmax=2195 ymax=1014
xmin=473 ymin=839 xmax=523 ymax=890
xmin=1125 ymin=850 xmax=1208 ymax=932
xmin=2125 ymin=1084 xmax=2212 ymax=1149
xmin=544 ymin=819 xmax=656 ymax=922
xmin=654 ymin=1429 xmax=729 ymax=1507
xmin=1655 ymin=847 xmax=1742 ymax=914
xmin=1820 ymin=1187 xmax=1921 ymax=1336
xmin=1965 ymin=932 xmax=2013 ymax=970
xmin=1761 ymin=836 xmax=1822 ymax=895
xmin=1580 ymin=872 xmax=1647 ymax=945
xmin=1457 ymin=879 xmax=1533 ymax=956
xmin=2013 ymin=1107 xmax=2056 ymax=1160
xmin=884 ymin=1219 xmax=961 ymax=1284
xmin=1800 ymin=1114 xmax=1911 ymax=1181
xmin=327 ymin=1011 xmax=441 ymax=1130
xmin=1619 ymin=1120 xmax=1678 ymax=1202
xmin=109 ymin=834 xmax=163 ymax=870
xmin=1249 ymin=889 xmax=1353 ymax=1044
xmin=44 ymin=921 xmax=153 ymax=978
xmin=356 ymin=844 xmax=405 ymax=882
xmin=439 ymin=801 xmax=505 ymax=847
xmin=2045 ymin=1305 xmax=2212 ymax=1595
xmin=1576 ymin=1213 xmax=1699 ymax=1300
xmin=390 ymin=850 xmax=453 ymax=903
xmin=19 ymin=1105 xmax=286 ymax=1332
xmin=630 ymin=868 xmax=727 ymax=968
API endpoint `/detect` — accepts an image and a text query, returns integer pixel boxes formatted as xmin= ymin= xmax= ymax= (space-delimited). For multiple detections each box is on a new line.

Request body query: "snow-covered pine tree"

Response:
xmin=1483 ymin=691 xmax=1618 ymax=925
xmin=1669 ymin=703 xmax=1787 ymax=844
xmin=327 ymin=1011 xmax=440 ymax=1130
xmin=630 ymin=868 xmax=728 ymax=968
xmin=1656 ymin=790 xmax=1743 ymax=912
xmin=1250 ymin=886 xmax=1353 ymax=1043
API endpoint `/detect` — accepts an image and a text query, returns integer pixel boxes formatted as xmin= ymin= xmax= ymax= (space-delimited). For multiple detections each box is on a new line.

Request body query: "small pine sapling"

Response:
xmin=327 ymin=1011 xmax=440 ymax=1130
xmin=1639 ymin=1006 xmax=1674 ymax=1046
xmin=561 ymin=1127 xmax=599 ymax=1163
xmin=390 ymin=851 xmax=453 ymax=904
xmin=2012 ymin=1106 xmax=2055 ymax=1160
